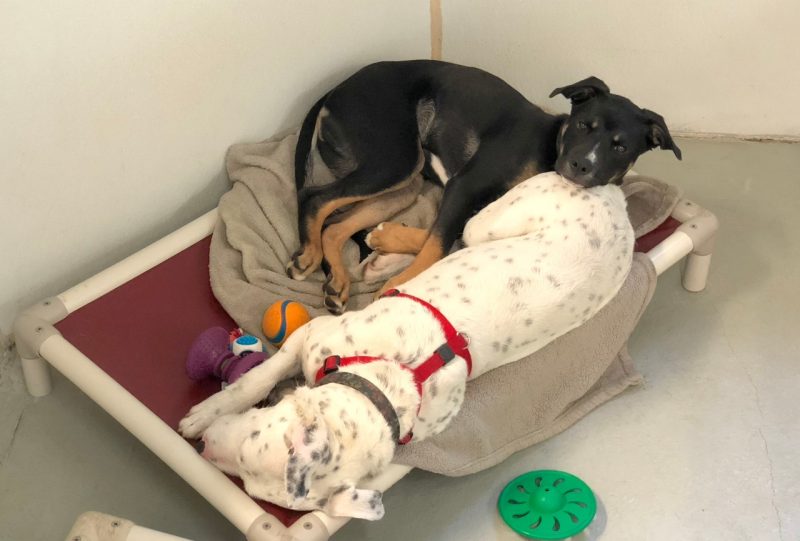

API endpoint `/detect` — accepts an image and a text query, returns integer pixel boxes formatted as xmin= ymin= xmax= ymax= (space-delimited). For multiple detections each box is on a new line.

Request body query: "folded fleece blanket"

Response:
xmin=209 ymin=132 xmax=679 ymax=475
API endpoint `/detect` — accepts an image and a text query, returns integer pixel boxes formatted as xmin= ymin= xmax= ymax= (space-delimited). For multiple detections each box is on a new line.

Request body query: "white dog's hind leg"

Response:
xmin=178 ymin=324 xmax=309 ymax=438
xmin=462 ymin=174 xmax=557 ymax=246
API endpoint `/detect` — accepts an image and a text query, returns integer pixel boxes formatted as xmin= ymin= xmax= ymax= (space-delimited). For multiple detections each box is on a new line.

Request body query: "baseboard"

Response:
xmin=673 ymin=131 xmax=800 ymax=144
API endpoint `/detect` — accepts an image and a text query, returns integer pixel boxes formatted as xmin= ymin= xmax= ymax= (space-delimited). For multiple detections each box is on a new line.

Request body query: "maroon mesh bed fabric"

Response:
xmin=634 ymin=216 xmax=681 ymax=253
xmin=52 ymin=219 xmax=679 ymax=528
xmin=54 ymin=237 xmax=304 ymax=526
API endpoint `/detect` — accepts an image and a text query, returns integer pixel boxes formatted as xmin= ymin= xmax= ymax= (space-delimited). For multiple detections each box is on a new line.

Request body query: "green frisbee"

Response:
xmin=498 ymin=470 xmax=597 ymax=539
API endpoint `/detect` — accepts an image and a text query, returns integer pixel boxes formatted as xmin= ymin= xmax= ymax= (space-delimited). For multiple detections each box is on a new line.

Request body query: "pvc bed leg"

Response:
xmin=13 ymin=296 xmax=68 ymax=397
xmin=677 ymin=208 xmax=719 ymax=293
xmin=683 ymin=252 xmax=713 ymax=292
xmin=20 ymin=354 xmax=52 ymax=397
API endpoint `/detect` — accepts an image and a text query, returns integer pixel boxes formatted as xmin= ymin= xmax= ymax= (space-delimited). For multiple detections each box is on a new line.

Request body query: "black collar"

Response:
xmin=317 ymin=371 xmax=401 ymax=443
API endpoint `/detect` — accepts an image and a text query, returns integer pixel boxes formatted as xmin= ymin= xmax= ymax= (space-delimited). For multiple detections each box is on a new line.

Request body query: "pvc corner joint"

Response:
xmin=677 ymin=207 xmax=719 ymax=256
xmin=12 ymin=296 xmax=67 ymax=359
xmin=246 ymin=514 xmax=290 ymax=541
xmin=246 ymin=513 xmax=331 ymax=541
xmin=66 ymin=511 xmax=134 ymax=541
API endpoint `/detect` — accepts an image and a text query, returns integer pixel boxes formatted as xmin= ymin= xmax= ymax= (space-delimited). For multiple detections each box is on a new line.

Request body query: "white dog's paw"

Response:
xmin=178 ymin=392 xmax=235 ymax=439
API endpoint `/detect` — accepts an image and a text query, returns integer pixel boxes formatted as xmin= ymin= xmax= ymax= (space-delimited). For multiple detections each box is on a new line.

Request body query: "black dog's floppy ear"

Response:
xmin=642 ymin=109 xmax=682 ymax=160
xmin=549 ymin=76 xmax=610 ymax=105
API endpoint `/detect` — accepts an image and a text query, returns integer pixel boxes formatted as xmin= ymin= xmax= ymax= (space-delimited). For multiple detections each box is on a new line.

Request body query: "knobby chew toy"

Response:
xmin=262 ymin=300 xmax=311 ymax=347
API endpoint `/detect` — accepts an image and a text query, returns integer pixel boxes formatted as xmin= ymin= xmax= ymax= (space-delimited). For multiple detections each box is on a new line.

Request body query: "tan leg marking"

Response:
xmin=320 ymin=181 xmax=420 ymax=313
xmin=289 ymin=148 xmax=424 ymax=281
xmin=289 ymin=195 xmax=367 ymax=280
xmin=376 ymin=232 xmax=445 ymax=297
xmin=366 ymin=223 xmax=429 ymax=255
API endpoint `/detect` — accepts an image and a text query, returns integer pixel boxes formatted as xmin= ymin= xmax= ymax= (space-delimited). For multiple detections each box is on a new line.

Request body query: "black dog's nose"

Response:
xmin=568 ymin=158 xmax=592 ymax=175
xmin=193 ymin=439 xmax=205 ymax=454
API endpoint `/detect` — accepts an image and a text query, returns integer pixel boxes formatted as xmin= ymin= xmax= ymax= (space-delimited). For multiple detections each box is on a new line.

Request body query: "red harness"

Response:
xmin=314 ymin=289 xmax=472 ymax=444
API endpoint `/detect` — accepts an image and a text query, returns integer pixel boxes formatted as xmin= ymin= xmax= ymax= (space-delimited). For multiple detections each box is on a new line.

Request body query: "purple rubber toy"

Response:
xmin=186 ymin=327 xmax=267 ymax=383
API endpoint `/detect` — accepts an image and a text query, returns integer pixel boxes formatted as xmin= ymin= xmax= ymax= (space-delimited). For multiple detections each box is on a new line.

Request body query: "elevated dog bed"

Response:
xmin=210 ymin=133 xmax=678 ymax=476
xmin=16 ymin=134 xmax=718 ymax=541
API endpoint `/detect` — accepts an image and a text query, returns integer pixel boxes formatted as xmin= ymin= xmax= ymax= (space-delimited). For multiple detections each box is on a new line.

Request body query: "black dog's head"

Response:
xmin=550 ymin=77 xmax=681 ymax=187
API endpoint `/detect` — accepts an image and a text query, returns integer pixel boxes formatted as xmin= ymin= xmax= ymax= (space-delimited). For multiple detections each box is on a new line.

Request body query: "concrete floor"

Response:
xmin=1 ymin=138 xmax=798 ymax=541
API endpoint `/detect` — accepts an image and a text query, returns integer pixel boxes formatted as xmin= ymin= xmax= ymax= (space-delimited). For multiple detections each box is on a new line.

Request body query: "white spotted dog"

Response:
xmin=178 ymin=171 xmax=634 ymax=521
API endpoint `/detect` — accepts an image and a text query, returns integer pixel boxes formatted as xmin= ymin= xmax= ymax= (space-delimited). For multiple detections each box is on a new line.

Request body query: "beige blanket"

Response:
xmin=210 ymin=132 xmax=679 ymax=475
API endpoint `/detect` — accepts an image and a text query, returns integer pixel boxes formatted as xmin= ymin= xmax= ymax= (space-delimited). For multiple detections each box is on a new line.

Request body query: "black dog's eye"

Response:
xmin=576 ymin=121 xmax=588 ymax=131
xmin=613 ymin=144 xmax=627 ymax=153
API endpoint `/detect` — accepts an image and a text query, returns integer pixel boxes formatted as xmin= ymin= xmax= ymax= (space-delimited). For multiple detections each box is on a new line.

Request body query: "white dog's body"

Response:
xmin=179 ymin=172 xmax=634 ymax=520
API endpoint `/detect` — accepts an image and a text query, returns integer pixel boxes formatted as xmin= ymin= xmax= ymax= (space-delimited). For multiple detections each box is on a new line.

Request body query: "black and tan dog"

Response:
xmin=288 ymin=60 xmax=681 ymax=312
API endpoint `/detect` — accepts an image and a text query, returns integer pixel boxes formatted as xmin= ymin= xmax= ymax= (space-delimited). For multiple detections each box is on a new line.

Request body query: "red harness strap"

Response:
xmin=315 ymin=354 xmax=384 ymax=383
xmin=313 ymin=289 xmax=472 ymax=443
xmin=382 ymin=288 xmax=472 ymax=378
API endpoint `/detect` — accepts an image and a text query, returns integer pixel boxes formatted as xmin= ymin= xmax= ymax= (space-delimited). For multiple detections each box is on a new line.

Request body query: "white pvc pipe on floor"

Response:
xmin=38 ymin=334 xmax=264 ymax=536
xmin=646 ymin=230 xmax=694 ymax=276
xmin=58 ymin=209 xmax=218 ymax=314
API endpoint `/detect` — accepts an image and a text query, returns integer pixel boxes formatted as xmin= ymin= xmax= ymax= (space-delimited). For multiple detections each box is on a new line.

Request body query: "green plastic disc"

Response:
xmin=498 ymin=470 xmax=597 ymax=539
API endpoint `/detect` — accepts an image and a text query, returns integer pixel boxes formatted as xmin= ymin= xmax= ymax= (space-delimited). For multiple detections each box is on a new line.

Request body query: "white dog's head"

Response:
xmin=200 ymin=386 xmax=392 ymax=520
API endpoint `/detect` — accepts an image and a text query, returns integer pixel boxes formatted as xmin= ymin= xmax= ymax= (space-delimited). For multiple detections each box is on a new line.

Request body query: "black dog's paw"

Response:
xmin=286 ymin=249 xmax=315 ymax=281
xmin=323 ymin=279 xmax=348 ymax=315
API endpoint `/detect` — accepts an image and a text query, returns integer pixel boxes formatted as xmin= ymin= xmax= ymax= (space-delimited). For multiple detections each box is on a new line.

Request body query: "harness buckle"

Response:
xmin=435 ymin=343 xmax=456 ymax=363
xmin=435 ymin=332 xmax=472 ymax=364
xmin=322 ymin=355 xmax=341 ymax=375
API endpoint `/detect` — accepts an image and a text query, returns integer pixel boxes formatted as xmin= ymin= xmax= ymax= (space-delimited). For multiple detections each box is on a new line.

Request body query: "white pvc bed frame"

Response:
xmin=15 ymin=199 xmax=717 ymax=541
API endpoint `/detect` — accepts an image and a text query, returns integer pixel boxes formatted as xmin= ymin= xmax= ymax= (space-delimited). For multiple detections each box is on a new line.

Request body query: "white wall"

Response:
xmin=442 ymin=0 xmax=800 ymax=137
xmin=0 ymin=1 xmax=429 ymax=333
